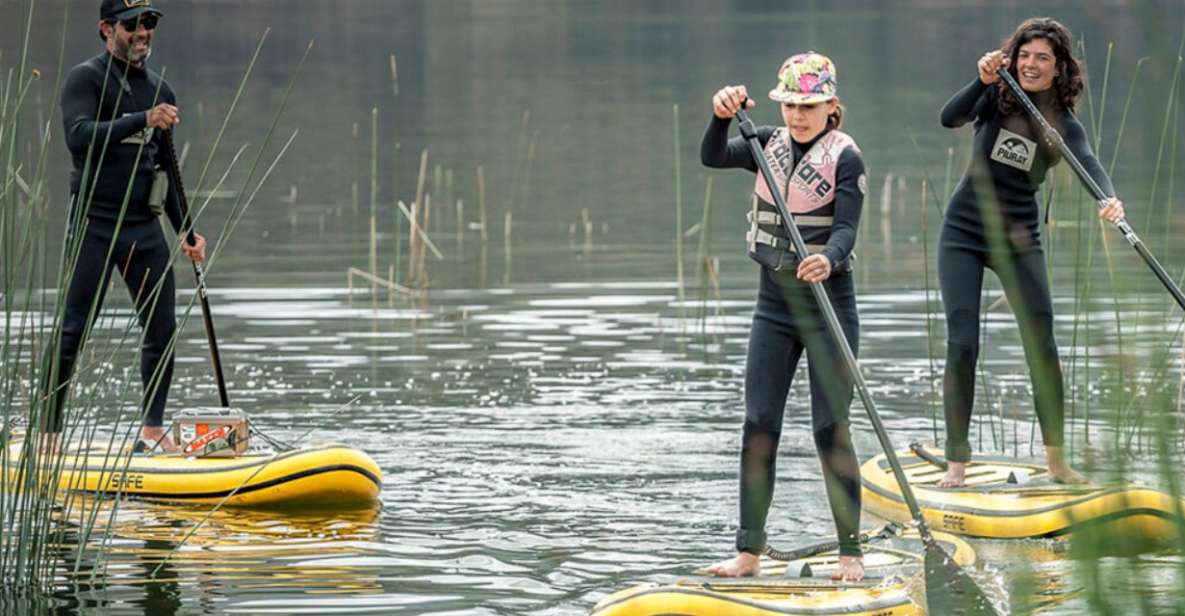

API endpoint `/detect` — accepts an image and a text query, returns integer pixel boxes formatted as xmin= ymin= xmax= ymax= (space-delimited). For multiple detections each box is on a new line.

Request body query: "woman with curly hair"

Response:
xmin=936 ymin=17 xmax=1125 ymax=487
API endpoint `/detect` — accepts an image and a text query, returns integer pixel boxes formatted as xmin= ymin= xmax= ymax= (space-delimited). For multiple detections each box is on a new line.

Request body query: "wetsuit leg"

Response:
xmin=802 ymin=273 xmax=862 ymax=556
xmin=48 ymin=223 xmax=116 ymax=432
xmin=938 ymin=235 xmax=987 ymax=463
xmin=991 ymin=248 xmax=1064 ymax=448
xmin=118 ymin=221 xmax=177 ymax=428
xmin=737 ymin=269 xmax=804 ymax=555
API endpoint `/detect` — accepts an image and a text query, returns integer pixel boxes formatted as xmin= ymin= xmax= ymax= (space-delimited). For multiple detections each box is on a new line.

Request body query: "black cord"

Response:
xmin=247 ymin=419 xmax=294 ymax=452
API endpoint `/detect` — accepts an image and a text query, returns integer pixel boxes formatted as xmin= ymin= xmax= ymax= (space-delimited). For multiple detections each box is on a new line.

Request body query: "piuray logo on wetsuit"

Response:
xmin=990 ymin=128 xmax=1036 ymax=172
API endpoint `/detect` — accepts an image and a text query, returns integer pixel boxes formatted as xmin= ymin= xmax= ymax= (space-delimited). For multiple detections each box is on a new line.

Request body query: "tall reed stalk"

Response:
xmin=673 ymin=104 xmax=685 ymax=322
xmin=920 ymin=181 xmax=939 ymax=442
xmin=369 ymin=107 xmax=378 ymax=292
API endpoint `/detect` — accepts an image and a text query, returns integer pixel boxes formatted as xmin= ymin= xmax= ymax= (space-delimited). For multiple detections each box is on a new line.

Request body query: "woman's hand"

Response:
xmin=712 ymin=85 xmax=754 ymax=119
xmin=796 ymin=254 xmax=832 ymax=283
xmin=977 ymin=50 xmax=1009 ymax=85
xmin=1098 ymin=197 xmax=1125 ymax=223
xmin=180 ymin=232 xmax=207 ymax=263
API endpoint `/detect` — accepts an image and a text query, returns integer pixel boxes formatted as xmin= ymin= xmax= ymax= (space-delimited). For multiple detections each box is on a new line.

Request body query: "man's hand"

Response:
xmin=180 ymin=232 xmax=206 ymax=263
xmin=146 ymin=103 xmax=180 ymax=130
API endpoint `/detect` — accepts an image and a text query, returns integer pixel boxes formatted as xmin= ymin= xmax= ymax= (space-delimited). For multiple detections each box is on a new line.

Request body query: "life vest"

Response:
xmin=747 ymin=128 xmax=859 ymax=272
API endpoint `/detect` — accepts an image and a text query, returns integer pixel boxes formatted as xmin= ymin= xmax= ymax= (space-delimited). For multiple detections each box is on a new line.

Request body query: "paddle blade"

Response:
xmin=924 ymin=540 xmax=999 ymax=615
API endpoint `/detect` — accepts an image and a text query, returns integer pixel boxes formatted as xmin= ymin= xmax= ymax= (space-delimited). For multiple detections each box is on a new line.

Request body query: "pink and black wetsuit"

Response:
xmin=701 ymin=114 xmax=866 ymax=558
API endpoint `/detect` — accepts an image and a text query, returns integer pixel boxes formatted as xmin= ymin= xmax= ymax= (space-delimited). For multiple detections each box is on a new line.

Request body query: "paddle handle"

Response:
xmin=995 ymin=66 xmax=1185 ymax=312
xmin=161 ymin=130 xmax=231 ymax=407
xmin=734 ymin=109 xmax=933 ymax=540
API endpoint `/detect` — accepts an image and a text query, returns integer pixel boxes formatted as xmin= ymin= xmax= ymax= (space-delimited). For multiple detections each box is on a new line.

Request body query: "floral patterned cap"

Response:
xmin=769 ymin=51 xmax=838 ymax=105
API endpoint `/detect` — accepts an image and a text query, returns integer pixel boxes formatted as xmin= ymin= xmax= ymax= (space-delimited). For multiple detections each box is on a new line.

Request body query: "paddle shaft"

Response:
xmin=995 ymin=66 xmax=1185 ymax=311
xmin=733 ymin=110 xmax=933 ymax=539
xmin=161 ymin=130 xmax=231 ymax=407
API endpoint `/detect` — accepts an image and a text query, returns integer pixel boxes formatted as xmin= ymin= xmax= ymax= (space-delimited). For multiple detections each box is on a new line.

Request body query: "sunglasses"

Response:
xmin=117 ymin=14 xmax=158 ymax=31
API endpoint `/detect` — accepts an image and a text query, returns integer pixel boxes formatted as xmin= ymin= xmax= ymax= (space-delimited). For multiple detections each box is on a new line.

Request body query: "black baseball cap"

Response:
xmin=100 ymin=0 xmax=163 ymax=21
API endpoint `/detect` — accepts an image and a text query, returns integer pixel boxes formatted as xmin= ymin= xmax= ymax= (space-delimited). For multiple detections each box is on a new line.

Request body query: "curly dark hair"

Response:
xmin=997 ymin=17 xmax=1084 ymax=114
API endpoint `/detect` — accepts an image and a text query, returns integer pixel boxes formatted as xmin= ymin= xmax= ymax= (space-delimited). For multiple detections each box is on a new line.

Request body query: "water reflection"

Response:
xmin=48 ymin=498 xmax=382 ymax=614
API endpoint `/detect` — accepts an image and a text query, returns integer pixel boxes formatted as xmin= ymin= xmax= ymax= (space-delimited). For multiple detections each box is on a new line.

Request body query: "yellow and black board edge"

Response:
xmin=861 ymin=446 xmax=1185 ymax=552
xmin=4 ymin=439 xmax=382 ymax=509
xmin=590 ymin=525 xmax=975 ymax=616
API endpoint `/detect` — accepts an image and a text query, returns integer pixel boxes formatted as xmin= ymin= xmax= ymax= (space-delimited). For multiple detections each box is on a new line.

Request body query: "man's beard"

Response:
xmin=130 ymin=45 xmax=152 ymax=64
xmin=118 ymin=36 xmax=152 ymax=64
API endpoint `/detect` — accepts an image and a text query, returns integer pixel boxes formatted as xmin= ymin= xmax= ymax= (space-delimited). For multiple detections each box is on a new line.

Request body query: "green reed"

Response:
xmin=673 ymin=104 xmax=686 ymax=322
xmin=369 ymin=107 xmax=379 ymax=291
xmin=694 ymin=176 xmax=715 ymax=336
xmin=920 ymin=180 xmax=939 ymax=442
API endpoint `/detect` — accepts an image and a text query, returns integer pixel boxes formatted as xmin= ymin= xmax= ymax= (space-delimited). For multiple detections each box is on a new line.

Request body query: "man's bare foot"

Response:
xmin=831 ymin=555 xmax=864 ymax=582
xmin=936 ymin=461 xmax=966 ymax=488
xmin=139 ymin=427 xmax=180 ymax=454
xmin=706 ymin=551 xmax=760 ymax=577
xmin=1046 ymin=446 xmax=1088 ymax=484
xmin=37 ymin=432 xmax=62 ymax=456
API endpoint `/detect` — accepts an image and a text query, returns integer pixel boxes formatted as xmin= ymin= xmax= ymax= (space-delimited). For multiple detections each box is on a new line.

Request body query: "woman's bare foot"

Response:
xmin=831 ymin=555 xmax=864 ymax=582
xmin=706 ymin=551 xmax=760 ymax=577
xmin=1046 ymin=446 xmax=1088 ymax=484
xmin=936 ymin=461 xmax=966 ymax=488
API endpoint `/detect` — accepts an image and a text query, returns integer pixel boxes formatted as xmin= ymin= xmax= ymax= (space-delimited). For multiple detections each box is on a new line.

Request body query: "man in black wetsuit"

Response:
xmin=47 ymin=0 xmax=206 ymax=452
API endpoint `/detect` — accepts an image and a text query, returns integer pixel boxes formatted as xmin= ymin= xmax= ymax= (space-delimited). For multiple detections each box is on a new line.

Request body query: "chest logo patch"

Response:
xmin=990 ymin=128 xmax=1036 ymax=172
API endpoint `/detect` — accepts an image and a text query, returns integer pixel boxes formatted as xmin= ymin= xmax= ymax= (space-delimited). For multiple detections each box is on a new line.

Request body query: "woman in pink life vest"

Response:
xmin=700 ymin=51 xmax=868 ymax=581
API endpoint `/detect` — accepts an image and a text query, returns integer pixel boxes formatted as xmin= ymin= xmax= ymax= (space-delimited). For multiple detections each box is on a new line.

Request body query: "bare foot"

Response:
xmin=831 ymin=555 xmax=864 ymax=582
xmin=139 ymin=427 xmax=180 ymax=454
xmin=706 ymin=552 xmax=760 ymax=577
xmin=1049 ymin=466 xmax=1088 ymax=484
xmin=1046 ymin=446 xmax=1088 ymax=484
xmin=37 ymin=432 xmax=62 ymax=456
xmin=936 ymin=461 xmax=966 ymax=488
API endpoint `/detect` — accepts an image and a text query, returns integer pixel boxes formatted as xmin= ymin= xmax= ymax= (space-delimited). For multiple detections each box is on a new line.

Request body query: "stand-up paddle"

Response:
xmin=734 ymin=104 xmax=998 ymax=615
xmin=160 ymin=130 xmax=231 ymax=407
xmin=996 ymin=65 xmax=1185 ymax=312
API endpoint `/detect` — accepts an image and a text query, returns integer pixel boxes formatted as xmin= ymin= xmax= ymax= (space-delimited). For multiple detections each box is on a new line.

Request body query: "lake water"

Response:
xmin=3 ymin=1 xmax=1185 ymax=614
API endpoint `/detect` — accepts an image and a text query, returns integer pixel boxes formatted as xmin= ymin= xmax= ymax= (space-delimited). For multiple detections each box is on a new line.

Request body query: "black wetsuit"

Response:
xmin=701 ymin=115 xmax=865 ymax=557
xmin=938 ymin=78 xmax=1114 ymax=462
xmin=50 ymin=51 xmax=185 ymax=432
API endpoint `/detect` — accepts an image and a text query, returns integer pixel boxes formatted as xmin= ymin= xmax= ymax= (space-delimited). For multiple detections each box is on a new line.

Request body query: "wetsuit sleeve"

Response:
xmin=700 ymin=115 xmax=775 ymax=172
xmin=1061 ymin=113 xmax=1116 ymax=198
xmin=820 ymin=147 xmax=865 ymax=269
xmin=60 ymin=63 xmax=149 ymax=155
xmin=939 ymin=78 xmax=991 ymax=128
